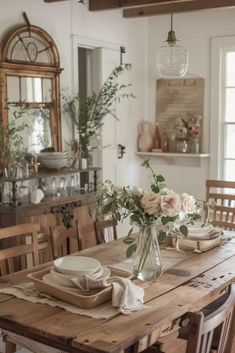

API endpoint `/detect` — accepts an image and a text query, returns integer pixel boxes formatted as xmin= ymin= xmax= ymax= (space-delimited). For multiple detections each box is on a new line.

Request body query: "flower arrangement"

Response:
xmin=175 ymin=114 xmax=201 ymax=140
xmin=97 ymin=160 xmax=201 ymax=275
xmin=63 ymin=64 xmax=134 ymax=161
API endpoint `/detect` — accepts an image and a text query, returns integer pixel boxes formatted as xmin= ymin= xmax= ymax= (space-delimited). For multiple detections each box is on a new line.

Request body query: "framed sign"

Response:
xmin=156 ymin=78 xmax=205 ymax=152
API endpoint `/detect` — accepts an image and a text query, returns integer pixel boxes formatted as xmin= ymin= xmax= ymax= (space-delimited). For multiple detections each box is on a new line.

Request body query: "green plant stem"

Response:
xmin=136 ymin=227 xmax=152 ymax=273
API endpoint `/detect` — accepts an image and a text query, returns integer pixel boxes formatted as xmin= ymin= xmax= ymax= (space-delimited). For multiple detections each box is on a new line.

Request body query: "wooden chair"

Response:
xmin=206 ymin=180 xmax=235 ymax=230
xmin=74 ymin=206 xmax=98 ymax=249
xmin=0 ymin=223 xmax=40 ymax=275
xmin=0 ymin=223 xmax=65 ymax=353
xmin=51 ymin=222 xmax=80 ymax=258
xmin=94 ymin=218 xmax=118 ymax=244
xmin=179 ymin=284 xmax=235 ymax=353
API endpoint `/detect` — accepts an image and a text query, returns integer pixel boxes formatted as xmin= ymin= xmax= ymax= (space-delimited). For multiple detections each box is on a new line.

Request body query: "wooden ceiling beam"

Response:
xmin=123 ymin=0 xmax=235 ymax=17
xmin=44 ymin=0 xmax=69 ymax=2
xmin=89 ymin=0 xmax=171 ymax=11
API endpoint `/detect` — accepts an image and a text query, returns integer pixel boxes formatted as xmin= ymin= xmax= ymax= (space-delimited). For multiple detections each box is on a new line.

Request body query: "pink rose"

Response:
xmin=141 ymin=192 xmax=160 ymax=215
xmin=160 ymin=191 xmax=181 ymax=217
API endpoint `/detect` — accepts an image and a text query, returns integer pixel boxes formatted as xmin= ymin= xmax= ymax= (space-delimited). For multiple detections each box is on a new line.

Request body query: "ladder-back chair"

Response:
xmin=51 ymin=222 xmax=79 ymax=258
xmin=206 ymin=180 xmax=235 ymax=230
xmin=183 ymin=284 xmax=235 ymax=353
xmin=0 ymin=223 xmax=40 ymax=275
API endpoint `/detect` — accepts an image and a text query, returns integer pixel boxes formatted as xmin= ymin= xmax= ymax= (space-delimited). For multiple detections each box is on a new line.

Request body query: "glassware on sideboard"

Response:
xmin=0 ymin=167 xmax=101 ymax=207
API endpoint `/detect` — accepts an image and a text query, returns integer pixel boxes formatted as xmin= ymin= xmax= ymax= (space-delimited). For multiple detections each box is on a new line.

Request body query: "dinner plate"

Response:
xmin=54 ymin=256 xmax=102 ymax=276
xmin=170 ymin=228 xmax=221 ymax=240
xmin=42 ymin=273 xmax=100 ymax=295
xmin=187 ymin=222 xmax=214 ymax=234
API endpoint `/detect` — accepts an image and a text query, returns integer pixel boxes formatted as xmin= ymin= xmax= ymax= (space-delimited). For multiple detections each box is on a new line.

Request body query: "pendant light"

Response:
xmin=157 ymin=0 xmax=188 ymax=78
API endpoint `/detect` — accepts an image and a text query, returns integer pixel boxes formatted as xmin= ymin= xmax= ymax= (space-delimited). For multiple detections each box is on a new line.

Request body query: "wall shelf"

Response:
xmin=136 ymin=152 xmax=210 ymax=159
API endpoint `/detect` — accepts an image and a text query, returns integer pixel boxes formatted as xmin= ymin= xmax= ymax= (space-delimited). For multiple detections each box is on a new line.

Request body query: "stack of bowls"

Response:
xmin=38 ymin=152 xmax=69 ymax=169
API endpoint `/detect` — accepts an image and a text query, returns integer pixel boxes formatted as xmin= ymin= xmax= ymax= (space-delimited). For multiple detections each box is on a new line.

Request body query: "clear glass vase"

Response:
xmin=133 ymin=224 xmax=164 ymax=282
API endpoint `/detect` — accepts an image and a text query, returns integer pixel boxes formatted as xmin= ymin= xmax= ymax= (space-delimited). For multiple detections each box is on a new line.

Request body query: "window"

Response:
xmin=223 ymin=51 xmax=235 ymax=181
xmin=210 ymin=37 xmax=235 ymax=181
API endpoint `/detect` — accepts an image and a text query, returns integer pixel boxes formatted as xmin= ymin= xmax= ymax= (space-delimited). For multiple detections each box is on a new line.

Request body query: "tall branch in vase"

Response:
xmin=63 ymin=64 xmax=134 ymax=165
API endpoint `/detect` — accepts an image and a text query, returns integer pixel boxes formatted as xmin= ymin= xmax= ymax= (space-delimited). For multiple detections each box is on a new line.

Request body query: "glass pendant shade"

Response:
xmin=157 ymin=40 xmax=188 ymax=78
xmin=156 ymin=0 xmax=189 ymax=78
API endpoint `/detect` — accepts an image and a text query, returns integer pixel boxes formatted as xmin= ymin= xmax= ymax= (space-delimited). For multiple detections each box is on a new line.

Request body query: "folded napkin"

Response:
xmin=71 ymin=274 xmax=149 ymax=315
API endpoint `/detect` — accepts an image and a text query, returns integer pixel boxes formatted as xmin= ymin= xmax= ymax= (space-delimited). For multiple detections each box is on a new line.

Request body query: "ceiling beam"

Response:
xmin=123 ymin=0 xmax=235 ymax=17
xmin=44 ymin=0 xmax=69 ymax=2
xmin=89 ymin=0 xmax=172 ymax=11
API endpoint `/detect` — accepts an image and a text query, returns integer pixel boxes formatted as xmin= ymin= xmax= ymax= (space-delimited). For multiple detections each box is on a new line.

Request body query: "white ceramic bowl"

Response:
xmin=54 ymin=256 xmax=102 ymax=276
xmin=39 ymin=158 xmax=68 ymax=169
xmin=38 ymin=152 xmax=68 ymax=160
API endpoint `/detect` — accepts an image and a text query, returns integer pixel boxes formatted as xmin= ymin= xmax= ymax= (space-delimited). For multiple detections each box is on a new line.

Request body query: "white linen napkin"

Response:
xmin=71 ymin=274 xmax=149 ymax=314
xmin=111 ymin=276 xmax=149 ymax=314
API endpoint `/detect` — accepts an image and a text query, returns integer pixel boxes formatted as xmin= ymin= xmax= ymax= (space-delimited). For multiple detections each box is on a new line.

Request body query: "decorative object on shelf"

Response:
xmin=38 ymin=152 xmax=69 ymax=170
xmin=152 ymin=122 xmax=162 ymax=152
xmin=63 ymin=64 xmax=133 ymax=161
xmin=30 ymin=188 xmax=44 ymax=204
xmin=175 ymin=114 xmax=201 ymax=154
xmin=176 ymin=138 xmax=188 ymax=153
xmin=156 ymin=78 xmax=204 ymax=153
xmin=97 ymin=160 xmax=200 ymax=282
xmin=137 ymin=121 xmax=154 ymax=152
xmin=156 ymin=0 xmax=188 ymax=78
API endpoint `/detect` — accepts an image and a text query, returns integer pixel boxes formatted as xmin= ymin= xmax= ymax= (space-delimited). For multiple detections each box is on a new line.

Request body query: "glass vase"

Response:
xmin=133 ymin=224 xmax=164 ymax=282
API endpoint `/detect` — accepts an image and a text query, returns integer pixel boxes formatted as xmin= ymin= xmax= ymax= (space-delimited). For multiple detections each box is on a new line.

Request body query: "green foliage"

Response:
xmin=63 ymin=64 xmax=134 ymax=158
xmin=0 ymin=105 xmax=30 ymax=174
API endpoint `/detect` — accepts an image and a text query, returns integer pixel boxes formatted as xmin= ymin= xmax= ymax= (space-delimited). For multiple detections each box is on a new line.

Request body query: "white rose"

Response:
xmin=141 ymin=192 xmax=160 ymax=215
xmin=160 ymin=191 xmax=181 ymax=217
xmin=114 ymin=186 xmax=123 ymax=193
xmin=181 ymin=193 xmax=197 ymax=214
xmin=132 ymin=186 xmax=144 ymax=195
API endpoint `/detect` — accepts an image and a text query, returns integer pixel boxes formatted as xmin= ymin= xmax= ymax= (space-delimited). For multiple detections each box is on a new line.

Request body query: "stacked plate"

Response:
xmin=172 ymin=222 xmax=221 ymax=240
xmin=42 ymin=256 xmax=111 ymax=292
xmin=38 ymin=152 xmax=69 ymax=169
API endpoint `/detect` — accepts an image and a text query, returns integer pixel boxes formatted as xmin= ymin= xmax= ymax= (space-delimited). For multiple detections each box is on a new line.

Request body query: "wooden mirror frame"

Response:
xmin=0 ymin=24 xmax=62 ymax=151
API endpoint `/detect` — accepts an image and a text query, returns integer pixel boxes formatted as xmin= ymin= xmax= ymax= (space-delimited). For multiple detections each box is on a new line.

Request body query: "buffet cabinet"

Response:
xmin=0 ymin=167 xmax=101 ymax=251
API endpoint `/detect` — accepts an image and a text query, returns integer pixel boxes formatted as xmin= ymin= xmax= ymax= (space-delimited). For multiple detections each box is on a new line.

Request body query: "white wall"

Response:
xmin=145 ymin=8 xmax=235 ymax=199
xmin=0 ymin=0 xmax=147 ymax=187
xmin=2 ymin=1 xmax=235 ymax=200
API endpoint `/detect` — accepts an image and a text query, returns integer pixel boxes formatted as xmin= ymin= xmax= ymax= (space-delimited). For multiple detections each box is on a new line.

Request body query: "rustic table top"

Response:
xmin=0 ymin=236 xmax=235 ymax=353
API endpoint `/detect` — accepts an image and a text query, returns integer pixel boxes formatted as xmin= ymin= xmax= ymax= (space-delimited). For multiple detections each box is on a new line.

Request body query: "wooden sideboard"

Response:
xmin=0 ymin=167 xmax=101 ymax=253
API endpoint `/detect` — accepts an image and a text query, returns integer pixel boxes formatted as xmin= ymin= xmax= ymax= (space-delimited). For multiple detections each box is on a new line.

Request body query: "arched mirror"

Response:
xmin=0 ymin=20 xmax=62 ymax=153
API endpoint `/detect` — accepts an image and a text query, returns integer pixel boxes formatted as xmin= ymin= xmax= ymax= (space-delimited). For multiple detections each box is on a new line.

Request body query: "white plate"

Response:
xmin=42 ymin=273 xmax=100 ymax=295
xmin=170 ymin=228 xmax=221 ymax=240
xmin=54 ymin=256 xmax=101 ymax=276
xmin=187 ymin=222 xmax=214 ymax=234
xmin=50 ymin=265 xmax=108 ymax=283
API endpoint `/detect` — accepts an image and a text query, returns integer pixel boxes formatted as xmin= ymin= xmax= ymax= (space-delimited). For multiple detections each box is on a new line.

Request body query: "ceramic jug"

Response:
xmin=137 ymin=121 xmax=154 ymax=152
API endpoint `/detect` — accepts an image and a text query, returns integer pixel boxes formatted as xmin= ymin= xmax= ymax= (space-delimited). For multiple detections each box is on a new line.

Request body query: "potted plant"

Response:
xmin=63 ymin=64 xmax=134 ymax=167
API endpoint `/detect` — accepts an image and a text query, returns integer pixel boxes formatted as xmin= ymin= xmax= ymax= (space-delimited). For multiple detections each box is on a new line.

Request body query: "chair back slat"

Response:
xmin=0 ymin=223 xmax=41 ymax=275
xmin=51 ymin=222 xmax=79 ymax=258
xmin=186 ymin=285 xmax=235 ymax=353
xmin=95 ymin=219 xmax=118 ymax=244
xmin=206 ymin=180 xmax=235 ymax=230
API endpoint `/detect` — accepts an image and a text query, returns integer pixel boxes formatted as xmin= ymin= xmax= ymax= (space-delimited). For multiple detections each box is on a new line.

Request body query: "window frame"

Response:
xmin=210 ymin=36 xmax=235 ymax=180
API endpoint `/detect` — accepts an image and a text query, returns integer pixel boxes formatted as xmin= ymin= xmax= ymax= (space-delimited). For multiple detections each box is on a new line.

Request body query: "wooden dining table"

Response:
xmin=0 ymin=235 xmax=235 ymax=353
